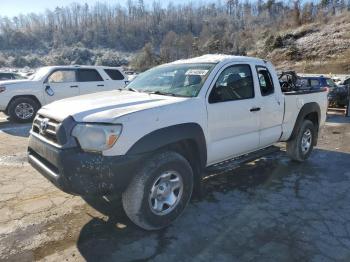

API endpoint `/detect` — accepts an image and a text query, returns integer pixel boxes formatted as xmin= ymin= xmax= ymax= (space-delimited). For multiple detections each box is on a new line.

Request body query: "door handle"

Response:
xmin=70 ymin=85 xmax=78 ymax=88
xmin=97 ymin=84 xmax=104 ymax=87
xmin=250 ymin=107 xmax=261 ymax=112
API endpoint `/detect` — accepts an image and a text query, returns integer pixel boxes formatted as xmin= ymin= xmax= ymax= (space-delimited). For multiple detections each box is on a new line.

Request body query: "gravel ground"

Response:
xmin=0 ymin=112 xmax=350 ymax=262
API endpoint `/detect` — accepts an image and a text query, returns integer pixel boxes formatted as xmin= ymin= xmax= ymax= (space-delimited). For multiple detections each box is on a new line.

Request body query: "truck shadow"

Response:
xmin=77 ymin=148 xmax=350 ymax=261
xmin=0 ymin=119 xmax=31 ymax=137
xmin=326 ymin=112 xmax=350 ymax=124
xmin=0 ymin=126 xmax=31 ymax=137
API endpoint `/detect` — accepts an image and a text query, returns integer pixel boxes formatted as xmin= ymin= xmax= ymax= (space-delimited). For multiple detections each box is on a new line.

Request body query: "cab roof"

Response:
xmin=170 ymin=54 xmax=267 ymax=65
xmin=39 ymin=65 xmax=123 ymax=70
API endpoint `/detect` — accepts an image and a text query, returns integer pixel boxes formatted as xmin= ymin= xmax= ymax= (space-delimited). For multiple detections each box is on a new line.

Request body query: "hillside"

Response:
xmin=251 ymin=12 xmax=350 ymax=74
xmin=0 ymin=1 xmax=349 ymax=74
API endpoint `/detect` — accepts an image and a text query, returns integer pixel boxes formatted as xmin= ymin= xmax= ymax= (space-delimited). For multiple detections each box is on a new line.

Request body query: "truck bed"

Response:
xmin=280 ymin=89 xmax=328 ymax=141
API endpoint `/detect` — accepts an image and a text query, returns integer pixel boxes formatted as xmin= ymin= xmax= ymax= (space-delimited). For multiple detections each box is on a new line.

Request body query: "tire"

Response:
xmin=122 ymin=151 xmax=193 ymax=230
xmin=287 ymin=119 xmax=316 ymax=162
xmin=8 ymin=97 xmax=39 ymax=123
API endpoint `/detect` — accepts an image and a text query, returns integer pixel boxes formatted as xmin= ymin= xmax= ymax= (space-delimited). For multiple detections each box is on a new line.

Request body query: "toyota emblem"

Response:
xmin=40 ymin=118 xmax=49 ymax=134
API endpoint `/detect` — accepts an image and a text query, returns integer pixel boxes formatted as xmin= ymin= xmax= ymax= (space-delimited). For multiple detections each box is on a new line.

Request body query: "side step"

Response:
xmin=205 ymin=146 xmax=281 ymax=176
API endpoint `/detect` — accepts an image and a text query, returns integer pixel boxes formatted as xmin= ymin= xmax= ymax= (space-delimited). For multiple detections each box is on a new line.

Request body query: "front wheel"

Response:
xmin=287 ymin=119 xmax=316 ymax=162
xmin=122 ymin=151 xmax=193 ymax=230
xmin=8 ymin=97 xmax=39 ymax=123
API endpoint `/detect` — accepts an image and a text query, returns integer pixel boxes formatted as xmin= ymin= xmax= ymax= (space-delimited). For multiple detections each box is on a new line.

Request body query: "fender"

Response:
xmin=289 ymin=102 xmax=321 ymax=142
xmin=126 ymin=123 xmax=207 ymax=168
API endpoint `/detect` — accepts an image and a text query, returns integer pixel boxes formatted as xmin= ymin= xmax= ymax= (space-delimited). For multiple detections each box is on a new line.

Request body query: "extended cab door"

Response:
xmin=206 ymin=63 xmax=260 ymax=165
xmin=76 ymin=69 xmax=105 ymax=95
xmin=255 ymin=66 xmax=284 ymax=147
xmin=44 ymin=69 xmax=79 ymax=104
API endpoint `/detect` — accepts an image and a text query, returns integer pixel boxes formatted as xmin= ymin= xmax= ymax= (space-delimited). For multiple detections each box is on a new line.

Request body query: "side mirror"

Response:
xmin=45 ymin=86 xmax=54 ymax=96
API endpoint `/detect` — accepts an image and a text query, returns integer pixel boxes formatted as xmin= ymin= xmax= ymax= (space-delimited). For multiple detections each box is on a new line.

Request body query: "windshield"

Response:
xmin=29 ymin=67 xmax=51 ymax=81
xmin=127 ymin=63 xmax=215 ymax=97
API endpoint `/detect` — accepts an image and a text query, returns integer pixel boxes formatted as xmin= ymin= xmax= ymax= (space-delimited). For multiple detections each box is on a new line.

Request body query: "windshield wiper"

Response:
xmin=146 ymin=91 xmax=186 ymax=97
xmin=117 ymin=87 xmax=139 ymax=92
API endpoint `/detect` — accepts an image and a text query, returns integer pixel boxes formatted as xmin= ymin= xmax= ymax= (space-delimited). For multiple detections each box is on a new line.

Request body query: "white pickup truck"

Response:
xmin=28 ymin=55 xmax=327 ymax=230
xmin=0 ymin=65 xmax=127 ymax=122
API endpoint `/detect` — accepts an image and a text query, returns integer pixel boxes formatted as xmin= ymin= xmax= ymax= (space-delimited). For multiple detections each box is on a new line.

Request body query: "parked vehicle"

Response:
xmin=0 ymin=72 xmax=26 ymax=81
xmin=28 ymin=55 xmax=327 ymax=230
xmin=342 ymin=77 xmax=350 ymax=87
xmin=328 ymin=85 xmax=349 ymax=107
xmin=299 ymin=76 xmax=337 ymax=91
xmin=124 ymin=70 xmax=138 ymax=81
xmin=299 ymin=76 xmax=348 ymax=107
xmin=0 ymin=66 xmax=127 ymax=122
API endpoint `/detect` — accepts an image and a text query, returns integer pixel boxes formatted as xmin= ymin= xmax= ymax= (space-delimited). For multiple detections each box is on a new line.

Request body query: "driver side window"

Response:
xmin=209 ymin=64 xmax=254 ymax=103
xmin=48 ymin=70 xmax=76 ymax=83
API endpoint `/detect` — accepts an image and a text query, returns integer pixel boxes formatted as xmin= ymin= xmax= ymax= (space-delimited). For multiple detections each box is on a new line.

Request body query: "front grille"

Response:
xmin=32 ymin=115 xmax=61 ymax=144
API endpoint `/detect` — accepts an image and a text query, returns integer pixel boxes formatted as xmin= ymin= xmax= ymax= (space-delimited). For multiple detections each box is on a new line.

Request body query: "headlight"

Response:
xmin=72 ymin=124 xmax=122 ymax=152
xmin=0 ymin=86 xmax=6 ymax=93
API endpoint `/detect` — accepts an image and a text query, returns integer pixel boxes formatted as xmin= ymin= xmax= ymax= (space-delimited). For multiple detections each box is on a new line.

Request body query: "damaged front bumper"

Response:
xmin=28 ymin=133 xmax=144 ymax=196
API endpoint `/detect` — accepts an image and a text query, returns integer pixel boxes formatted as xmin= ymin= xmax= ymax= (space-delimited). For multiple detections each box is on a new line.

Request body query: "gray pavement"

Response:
xmin=0 ymin=112 xmax=350 ymax=261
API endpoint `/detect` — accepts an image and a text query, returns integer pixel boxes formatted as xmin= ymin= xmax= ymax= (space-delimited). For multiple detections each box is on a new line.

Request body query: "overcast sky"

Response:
xmin=1 ymin=0 xmax=216 ymax=18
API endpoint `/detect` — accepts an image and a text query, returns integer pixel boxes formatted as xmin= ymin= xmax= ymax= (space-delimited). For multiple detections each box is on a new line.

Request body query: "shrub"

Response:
xmin=95 ymin=51 xmax=128 ymax=67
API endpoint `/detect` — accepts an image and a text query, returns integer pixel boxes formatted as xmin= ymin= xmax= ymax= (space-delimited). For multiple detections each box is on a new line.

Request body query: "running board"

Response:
xmin=205 ymin=146 xmax=280 ymax=176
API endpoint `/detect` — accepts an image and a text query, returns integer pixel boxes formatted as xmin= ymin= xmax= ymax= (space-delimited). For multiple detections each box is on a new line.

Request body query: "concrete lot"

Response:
xmin=0 ymin=112 xmax=350 ymax=261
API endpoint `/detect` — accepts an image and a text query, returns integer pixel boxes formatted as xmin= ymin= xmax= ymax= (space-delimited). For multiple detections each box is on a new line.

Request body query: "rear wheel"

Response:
xmin=287 ymin=119 xmax=316 ymax=162
xmin=122 ymin=151 xmax=193 ymax=230
xmin=8 ymin=97 xmax=39 ymax=123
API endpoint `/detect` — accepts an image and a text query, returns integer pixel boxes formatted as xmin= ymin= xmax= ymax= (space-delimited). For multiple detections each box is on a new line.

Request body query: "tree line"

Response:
xmin=0 ymin=0 xmax=349 ymax=70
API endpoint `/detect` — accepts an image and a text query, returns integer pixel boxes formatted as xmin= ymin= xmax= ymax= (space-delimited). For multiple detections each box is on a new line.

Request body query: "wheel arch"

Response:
xmin=289 ymin=102 xmax=320 ymax=146
xmin=5 ymin=95 xmax=42 ymax=114
xmin=126 ymin=123 xmax=207 ymax=196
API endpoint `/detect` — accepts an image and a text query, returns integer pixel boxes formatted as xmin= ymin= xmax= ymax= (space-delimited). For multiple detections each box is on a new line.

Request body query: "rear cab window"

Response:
xmin=104 ymin=69 xmax=125 ymax=80
xmin=256 ymin=66 xmax=274 ymax=96
xmin=77 ymin=69 xmax=103 ymax=82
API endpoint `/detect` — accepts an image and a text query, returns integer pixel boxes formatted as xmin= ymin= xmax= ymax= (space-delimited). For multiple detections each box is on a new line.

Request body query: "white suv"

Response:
xmin=0 ymin=65 xmax=127 ymax=122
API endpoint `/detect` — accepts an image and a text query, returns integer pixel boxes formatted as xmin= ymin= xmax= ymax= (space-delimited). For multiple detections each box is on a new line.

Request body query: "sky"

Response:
xmin=0 ymin=0 xmax=209 ymax=18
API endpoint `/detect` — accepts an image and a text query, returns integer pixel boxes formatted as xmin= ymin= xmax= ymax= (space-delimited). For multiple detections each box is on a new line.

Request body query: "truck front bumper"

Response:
xmin=28 ymin=133 xmax=144 ymax=196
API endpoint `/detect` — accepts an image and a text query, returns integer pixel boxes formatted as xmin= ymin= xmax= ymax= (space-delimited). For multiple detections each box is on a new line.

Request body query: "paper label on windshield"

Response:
xmin=185 ymin=69 xmax=209 ymax=76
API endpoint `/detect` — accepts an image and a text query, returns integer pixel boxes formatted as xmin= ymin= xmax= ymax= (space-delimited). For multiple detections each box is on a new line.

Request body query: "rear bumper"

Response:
xmin=28 ymin=133 xmax=145 ymax=196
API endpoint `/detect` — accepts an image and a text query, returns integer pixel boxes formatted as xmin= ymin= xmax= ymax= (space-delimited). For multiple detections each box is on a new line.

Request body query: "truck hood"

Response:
xmin=39 ymin=90 xmax=188 ymax=122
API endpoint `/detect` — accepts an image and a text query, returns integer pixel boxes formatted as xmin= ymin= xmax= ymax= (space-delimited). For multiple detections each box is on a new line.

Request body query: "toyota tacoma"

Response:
xmin=28 ymin=55 xmax=327 ymax=230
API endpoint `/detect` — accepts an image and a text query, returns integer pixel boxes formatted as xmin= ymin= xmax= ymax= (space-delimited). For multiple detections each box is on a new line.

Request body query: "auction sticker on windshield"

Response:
xmin=185 ymin=69 xmax=209 ymax=76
